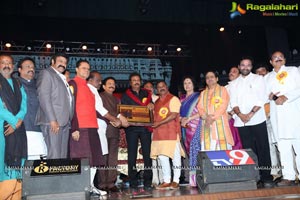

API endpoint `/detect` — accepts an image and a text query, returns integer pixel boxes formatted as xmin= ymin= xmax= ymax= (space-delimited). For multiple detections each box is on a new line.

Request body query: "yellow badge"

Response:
xmin=142 ymin=97 xmax=147 ymax=103
xmin=276 ymin=71 xmax=288 ymax=84
xmin=211 ymin=96 xmax=222 ymax=108
xmin=69 ymin=85 xmax=74 ymax=95
xmin=159 ymin=107 xmax=169 ymax=119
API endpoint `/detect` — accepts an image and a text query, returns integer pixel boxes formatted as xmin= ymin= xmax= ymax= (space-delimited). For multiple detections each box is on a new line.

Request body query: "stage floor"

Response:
xmin=91 ymin=185 xmax=300 ymax=200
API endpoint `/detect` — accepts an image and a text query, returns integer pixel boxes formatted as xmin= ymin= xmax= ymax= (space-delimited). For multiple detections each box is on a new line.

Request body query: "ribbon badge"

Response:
xmin=159 ymin=107 xmax=169 ymax=119
xmin=211 ymin=96 xmax=223 ymax=108
xmin=69 ymin=85 xmax=74 ymax=95
xmin=276 ymin=71 xmax=288 ymax=84
xmin=142 ymin=97 xmax=148 ymax=104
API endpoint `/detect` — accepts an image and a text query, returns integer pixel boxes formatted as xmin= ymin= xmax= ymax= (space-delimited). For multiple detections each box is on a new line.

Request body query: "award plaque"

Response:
xmin=118 ymin=104 xmax=153 ymax=126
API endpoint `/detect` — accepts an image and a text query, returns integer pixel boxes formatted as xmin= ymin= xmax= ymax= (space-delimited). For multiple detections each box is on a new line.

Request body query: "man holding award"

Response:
xmin=121 ymin=72 xmax=153 ymax=192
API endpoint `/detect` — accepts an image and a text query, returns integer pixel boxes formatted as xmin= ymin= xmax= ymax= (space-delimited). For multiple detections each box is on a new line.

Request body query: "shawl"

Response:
xmin=125 ymin=88 xmax=152 ymax=106
xmin=0 ymin=74 xmax=27 ymax=167
xmin=202 ymin=84 xmax=227 ymax=150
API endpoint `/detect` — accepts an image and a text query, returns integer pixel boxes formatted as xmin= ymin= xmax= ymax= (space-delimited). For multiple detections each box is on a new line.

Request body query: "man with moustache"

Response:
xmin=228 ymin=66 xmax=240 ymax=83
xmin=121 ymin=72 xmax=153 ymax=192
xmin=265 ymin=51 xmax=300 ymax=186
xmin=255 ymin=63 xmax=281 ymax=181
xmin=36 ymin=53 xmax=73 ymax=159
xmin=226 ymin=66 xmax=243 ymax=150
xmin=99 ymin=76 xmax=128 ymax=192
xmin=87 ymin=73 xmax=124 ymax=193
xmin=229 ymin=57 xmax=274 ymax=188
xmin=18 ymin=57 xmax=47 ymax=159
xmin=18 ymin=57 xmax=40 ymax=132
xmin=143 ymin=81 xmax=163 ymax=186
xmin=151 ymin=81 xmax=185 ymax=190
xmin=0 ymin=54 xmax=27 ymax=200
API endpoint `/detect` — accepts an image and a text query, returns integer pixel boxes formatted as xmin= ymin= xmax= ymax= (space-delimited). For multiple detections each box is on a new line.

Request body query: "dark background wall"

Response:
xmin=1 ymin=0 xmax=300 ymax=92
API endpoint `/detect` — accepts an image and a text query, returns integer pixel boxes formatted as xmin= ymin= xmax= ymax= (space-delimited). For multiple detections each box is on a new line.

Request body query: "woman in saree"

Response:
xmin=197 ymin=71 xmax=234 ymax=150
xmin=180 ymin=76 xmax=201 ymax=186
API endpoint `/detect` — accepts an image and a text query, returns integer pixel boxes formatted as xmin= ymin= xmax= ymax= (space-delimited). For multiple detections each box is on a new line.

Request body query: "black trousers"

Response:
xmin=237 ymin=121 xmax=273 ymax=181
xmin=125 ymin=128 xmax=152 ymax=188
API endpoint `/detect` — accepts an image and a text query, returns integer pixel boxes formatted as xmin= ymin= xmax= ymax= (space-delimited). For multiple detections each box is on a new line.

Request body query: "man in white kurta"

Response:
xmin=87 ymin=71 xmax=121 ymax=195
xmin=255 ymin=65 xmax=281 ymax=179
xmin=230 ymin=57 xmax=273 ymax=187
xmin=265 ymin=51 xmax=300 ymax=186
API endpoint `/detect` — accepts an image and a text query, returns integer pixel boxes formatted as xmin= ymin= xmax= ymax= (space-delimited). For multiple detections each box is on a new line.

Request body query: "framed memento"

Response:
xmin=117 ymin=104 xmax=153 ymax=126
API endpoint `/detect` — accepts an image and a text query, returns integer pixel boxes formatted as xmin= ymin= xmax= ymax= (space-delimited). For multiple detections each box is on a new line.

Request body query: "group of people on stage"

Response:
xmin=0 ymin=53 xmax=129 ymax=199
xmin=0 ymin=50 xmax=299 ymax=199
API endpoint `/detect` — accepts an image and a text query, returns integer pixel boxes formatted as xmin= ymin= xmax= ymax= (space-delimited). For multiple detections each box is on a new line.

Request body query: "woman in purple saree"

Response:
xmin=180 ymin=76 xmax=201 ymax=186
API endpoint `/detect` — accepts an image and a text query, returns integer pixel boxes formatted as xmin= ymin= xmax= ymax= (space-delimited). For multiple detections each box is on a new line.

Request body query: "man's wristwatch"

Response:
xmin=272 ymin=95 xmax=279 ymax=101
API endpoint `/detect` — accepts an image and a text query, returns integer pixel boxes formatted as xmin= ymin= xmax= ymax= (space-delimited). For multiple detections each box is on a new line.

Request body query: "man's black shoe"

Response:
xmin=179 ymin=180 xmax=189 ymax=186
xmin=257 ymin=180 xmax=275 ymax=189
xmin=143 ymin=185 xmax=153 ymax=191
xmin=263 ymin=181 xmax=275 ymax=188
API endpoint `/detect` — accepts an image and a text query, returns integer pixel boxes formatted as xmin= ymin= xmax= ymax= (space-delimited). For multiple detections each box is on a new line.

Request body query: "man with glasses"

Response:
xmin=265 ymin=51 xmax=300 ymax=186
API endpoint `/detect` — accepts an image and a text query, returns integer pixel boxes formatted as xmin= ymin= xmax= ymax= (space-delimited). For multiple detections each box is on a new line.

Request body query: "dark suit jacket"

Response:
xmin=35 ymin=67 xmax=74 ymax=126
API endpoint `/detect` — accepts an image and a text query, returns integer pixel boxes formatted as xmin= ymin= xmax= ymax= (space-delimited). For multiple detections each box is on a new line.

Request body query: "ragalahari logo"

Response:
xmin=230 ymin=2 xmax=247 ymax=19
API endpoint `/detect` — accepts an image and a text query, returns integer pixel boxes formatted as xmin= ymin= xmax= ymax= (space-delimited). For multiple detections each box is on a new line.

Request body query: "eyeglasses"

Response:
xmin=0 ymin=61 xmax=13 ymax=66
xmin=271 ymin=56 xmax=285 ymax=60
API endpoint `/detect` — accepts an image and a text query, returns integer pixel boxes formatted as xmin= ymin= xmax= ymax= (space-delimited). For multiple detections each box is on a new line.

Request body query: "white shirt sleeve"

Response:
xmin=87 ymin=84 xmax=108 ymax=116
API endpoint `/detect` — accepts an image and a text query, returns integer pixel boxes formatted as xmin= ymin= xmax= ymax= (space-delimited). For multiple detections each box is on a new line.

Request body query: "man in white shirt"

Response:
xmin=255 ymin=64 xmax=281 ymax=180
xmin=229 ymin=56 xmax=273 ymax=188
xmin=265 ymin=51 xmax=300 ymax=186
xmin=87 ymin=71 xmax=124 ymax=193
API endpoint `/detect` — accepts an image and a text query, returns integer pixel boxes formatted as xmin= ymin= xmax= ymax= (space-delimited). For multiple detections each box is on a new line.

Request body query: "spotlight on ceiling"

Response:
xmin=238 ymin=30 xmax=242 ymax=34
xmin=292 ymin=49 xmax=298 ymax=55
xmin=26 ymin=46 xmax=32 ymax=51
xmin=65 ymin=47 xmax=70 ymax=52
xmin=5 ymin=43 xmax=12 ymax=48
xmin=96 ymin=48 xmax=101 ymax=52
xmin=219 ymin=27 xmax=225 ymax=32
xmin=176 ymin=47 xmax=182 ymax=52
xmin=132 ymin=48 xmax=136 ymax=53
xmin=46 ymin=43 xmax=52 ymax=49
xmin=82 ymin=45 xmax=87 ymax=50
xmin=147 ymin=46 xmax=152 ymax=52
xmin=163 ymin=49 xmax=168 ymax=54
xmin=113 ymin=45 xmax=119 ymax=51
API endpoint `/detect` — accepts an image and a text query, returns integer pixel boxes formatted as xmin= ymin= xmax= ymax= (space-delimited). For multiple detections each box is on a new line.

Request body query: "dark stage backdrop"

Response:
xmin=1 ymin=0 xmax=300 ymax=94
